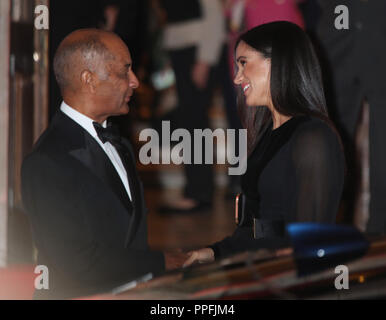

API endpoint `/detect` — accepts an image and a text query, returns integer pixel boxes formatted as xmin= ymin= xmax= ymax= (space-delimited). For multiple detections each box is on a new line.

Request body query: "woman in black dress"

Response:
xmin=184 ymin=21 xmax=345 ymax=266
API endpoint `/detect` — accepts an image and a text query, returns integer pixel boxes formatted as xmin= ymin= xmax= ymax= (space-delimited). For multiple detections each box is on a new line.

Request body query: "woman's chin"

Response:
xmin=246 ymin=99 xmax=256 ymax=107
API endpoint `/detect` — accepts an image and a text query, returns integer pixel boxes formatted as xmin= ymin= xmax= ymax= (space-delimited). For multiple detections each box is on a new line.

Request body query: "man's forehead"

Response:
xmin=115 ymin=50 xmax=132 ymax=67
xmin=104 ymin=37 xmax=132 ymax=64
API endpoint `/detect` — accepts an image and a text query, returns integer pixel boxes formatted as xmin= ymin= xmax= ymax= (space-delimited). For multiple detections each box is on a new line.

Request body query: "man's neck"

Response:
xmin=62 ymin=96 xmax=107 ymax=124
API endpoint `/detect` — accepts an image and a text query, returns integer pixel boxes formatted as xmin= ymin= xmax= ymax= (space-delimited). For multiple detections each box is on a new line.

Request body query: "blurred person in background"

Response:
xmin=316 ymin=0 xmax=386 ymax=235
xmin=157 ymin=0 xmax=227 ymax=213
xmin=99 ymin=0 xmax=149 ymax=77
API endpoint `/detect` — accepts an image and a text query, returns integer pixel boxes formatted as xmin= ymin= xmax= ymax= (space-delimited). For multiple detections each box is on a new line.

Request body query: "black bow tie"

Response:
xmin=93 ymin=121 xmax=122 ymax=145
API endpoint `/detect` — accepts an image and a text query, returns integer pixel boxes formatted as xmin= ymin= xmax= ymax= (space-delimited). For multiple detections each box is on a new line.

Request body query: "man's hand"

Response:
xmin=192 ymin=61 xmax=210 ymax=89
xmin=164 ymin=251 xmax=190 ymax=271
xmin=183 ymin=248 xmax=215 ymax=268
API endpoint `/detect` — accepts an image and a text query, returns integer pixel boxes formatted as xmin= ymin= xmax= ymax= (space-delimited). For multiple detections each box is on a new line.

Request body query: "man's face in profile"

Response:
xmin=93 ymin=37 xmax=139 ymax=118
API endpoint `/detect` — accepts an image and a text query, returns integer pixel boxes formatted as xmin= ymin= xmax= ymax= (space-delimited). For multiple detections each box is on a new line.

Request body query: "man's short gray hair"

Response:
xmin=53 ymin=33 xmax=115 ymax=92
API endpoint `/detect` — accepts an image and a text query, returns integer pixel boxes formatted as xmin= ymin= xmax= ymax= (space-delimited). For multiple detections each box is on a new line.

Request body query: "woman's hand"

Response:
xmin=164 ymin=250 xmax=190 ymax=271
xmin=183 ymin=248 xmax=215 ymax=267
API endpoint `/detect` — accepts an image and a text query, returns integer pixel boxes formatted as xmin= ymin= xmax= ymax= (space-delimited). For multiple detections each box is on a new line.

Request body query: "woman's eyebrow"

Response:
xmin=236 ymin=56 xmax=247 ymax=63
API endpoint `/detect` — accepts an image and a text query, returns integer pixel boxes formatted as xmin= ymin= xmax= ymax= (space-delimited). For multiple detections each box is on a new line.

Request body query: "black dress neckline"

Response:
xmin=270 ymin=115 xmax=308 ymax=134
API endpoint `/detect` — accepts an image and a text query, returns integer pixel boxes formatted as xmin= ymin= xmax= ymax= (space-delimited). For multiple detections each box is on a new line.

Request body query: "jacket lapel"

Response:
xmin=54 ymin=111 xmax=134 ymax=215
xmin=69 ymin=134 xmax=134 ymax=214
xmin=116 ymin=137 xmax=143 ymax=246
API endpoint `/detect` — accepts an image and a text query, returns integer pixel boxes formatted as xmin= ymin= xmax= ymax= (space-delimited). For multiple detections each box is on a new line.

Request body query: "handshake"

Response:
xmin=164 ymin=248 xmax=216 ymax=270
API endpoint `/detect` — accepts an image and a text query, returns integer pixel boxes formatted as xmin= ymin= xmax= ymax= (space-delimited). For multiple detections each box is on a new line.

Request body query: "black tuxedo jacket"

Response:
xmin=21 ymin=111 xmax=165 ymax=299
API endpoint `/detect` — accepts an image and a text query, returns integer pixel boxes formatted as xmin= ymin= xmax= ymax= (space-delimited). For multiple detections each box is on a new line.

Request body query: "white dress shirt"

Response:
xmin=60 ymin=101 xmax=132 ymax=201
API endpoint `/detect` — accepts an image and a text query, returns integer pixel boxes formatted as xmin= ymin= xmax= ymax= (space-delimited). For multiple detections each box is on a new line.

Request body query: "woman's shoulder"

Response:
xmin=287 ymin=115 xmax=345 ymax=177
xmin=290 ymin=115 xmax=342 ymax=154
xmin=293 ymin=115 xmax=339 ymax=140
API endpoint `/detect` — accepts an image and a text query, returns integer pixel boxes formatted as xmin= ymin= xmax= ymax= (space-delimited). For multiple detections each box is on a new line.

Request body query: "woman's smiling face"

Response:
xmin=234 ymin=40 xmax=272 ymax=108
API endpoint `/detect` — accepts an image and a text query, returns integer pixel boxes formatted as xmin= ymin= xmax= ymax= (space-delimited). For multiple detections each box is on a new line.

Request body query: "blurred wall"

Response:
xmin=0 ymin=0 xmax=49 ymax=266
xmin=0 ymin=0 xmax=11 ymax=267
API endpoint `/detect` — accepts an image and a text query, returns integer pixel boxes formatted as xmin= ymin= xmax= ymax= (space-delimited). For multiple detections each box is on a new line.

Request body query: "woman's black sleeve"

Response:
xmin=289 ymin=121 xmax=345 ymax=223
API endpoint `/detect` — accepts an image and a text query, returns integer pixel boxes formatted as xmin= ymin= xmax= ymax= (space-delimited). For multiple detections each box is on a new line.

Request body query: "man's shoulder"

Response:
xmin=22 ymin=142 xmax=69 ymax=177
xmin=31 ymin=111 xmax=84 ymax=156
xmin=23 ymin=111 xmax=85 ymax=171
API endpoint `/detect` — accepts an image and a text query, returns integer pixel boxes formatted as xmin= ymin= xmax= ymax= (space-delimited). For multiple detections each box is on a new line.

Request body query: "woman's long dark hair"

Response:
xmin=236 ymin=21 xmax=334 ymax=154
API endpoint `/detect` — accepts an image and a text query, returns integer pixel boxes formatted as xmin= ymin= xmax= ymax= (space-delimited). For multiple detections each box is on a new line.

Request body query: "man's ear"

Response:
xmin=80 ymin=70 xmax=96 ymax=93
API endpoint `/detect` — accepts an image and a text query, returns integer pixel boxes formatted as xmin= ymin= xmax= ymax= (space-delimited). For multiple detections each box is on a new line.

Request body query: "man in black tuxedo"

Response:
xmin=21 ymin=29 xmax=187 ymax=299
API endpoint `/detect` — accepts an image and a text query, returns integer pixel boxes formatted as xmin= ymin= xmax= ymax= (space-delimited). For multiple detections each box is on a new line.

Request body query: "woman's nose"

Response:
xmin=233 ymin=70 xmax=243 ymax=86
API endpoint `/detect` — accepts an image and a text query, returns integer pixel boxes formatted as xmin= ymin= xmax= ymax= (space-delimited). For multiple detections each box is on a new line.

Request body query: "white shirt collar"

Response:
xmin=60 ymin=101 xmax=107 ymax=140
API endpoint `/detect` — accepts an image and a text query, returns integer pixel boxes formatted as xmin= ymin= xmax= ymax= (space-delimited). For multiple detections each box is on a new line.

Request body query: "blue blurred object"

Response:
xmin=287 ymin=223 xmax=369 ymax=277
